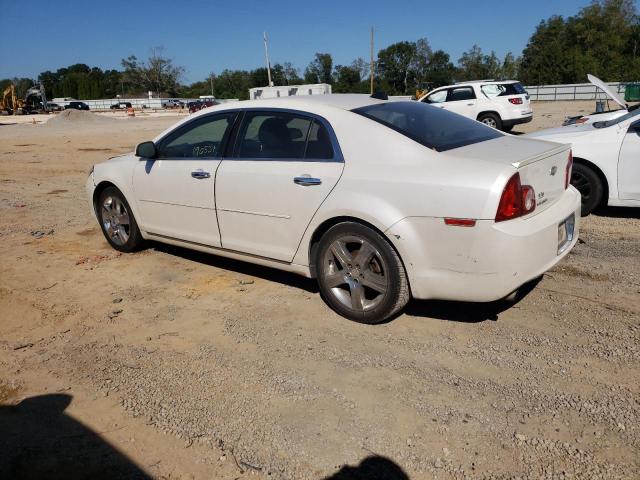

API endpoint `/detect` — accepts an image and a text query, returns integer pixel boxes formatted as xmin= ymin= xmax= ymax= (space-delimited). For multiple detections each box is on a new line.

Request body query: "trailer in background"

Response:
xmin=249 ymin=83 xmax=331 ymax=100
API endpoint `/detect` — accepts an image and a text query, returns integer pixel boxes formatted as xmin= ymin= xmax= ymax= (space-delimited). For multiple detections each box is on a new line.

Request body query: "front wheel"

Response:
xmin=571 ymin=163 xmax=603 ymax=216
xmin=97 ymin=187 xmax=144 ymax=252
xmin=316 ymin=222 xmax=410 ymax=324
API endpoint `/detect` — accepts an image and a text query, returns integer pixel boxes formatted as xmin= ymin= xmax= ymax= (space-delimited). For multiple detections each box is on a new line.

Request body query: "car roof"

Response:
xmin=192 ymin=94 xmax=385 ymax=119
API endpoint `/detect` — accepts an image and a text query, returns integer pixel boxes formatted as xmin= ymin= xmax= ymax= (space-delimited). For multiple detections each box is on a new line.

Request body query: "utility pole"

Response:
xmin=370 ymin=26 xmax=374 ymax=95
xmin=263 ymin=32 xmax=274 ymax=87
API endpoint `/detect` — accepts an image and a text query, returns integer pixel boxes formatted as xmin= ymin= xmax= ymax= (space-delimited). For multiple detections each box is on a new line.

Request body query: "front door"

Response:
xmin=618 ymin=120 xmax=640 ymax=200
xmin=215 ymin=110 xmax=344 ymax=262
xmin=132 ymin=112 xmax=237 ymax=246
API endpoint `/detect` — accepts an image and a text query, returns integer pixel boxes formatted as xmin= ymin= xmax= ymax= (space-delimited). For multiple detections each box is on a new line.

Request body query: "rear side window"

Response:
xmin=447 ymin=87 xmax=475 ymax=102
xmin=352 ymin=101 xmax=503 ymax=152
xmin=237 ymin=112 xmax=311 ymax=159
xmin=305 ymin=120 xmax=334 ymax=159
xmin=482 ymin=83 xmax=527 ymax=97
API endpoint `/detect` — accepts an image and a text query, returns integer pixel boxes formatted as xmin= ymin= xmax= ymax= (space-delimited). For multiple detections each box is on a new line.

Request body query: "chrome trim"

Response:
xmin=293 ymin=176 xmax=322 ymax=186
xmin=218 ymin=207 xmax=290 ymax=219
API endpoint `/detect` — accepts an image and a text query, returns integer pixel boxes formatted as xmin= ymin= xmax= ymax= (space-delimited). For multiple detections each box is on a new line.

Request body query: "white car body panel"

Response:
xmin=87 ymin=94 xmax=581 ymax=303
xmin=527 ymin=111 xmax=640 ymax=206
xmin=564 ymin=75 xmax=630 ymax=125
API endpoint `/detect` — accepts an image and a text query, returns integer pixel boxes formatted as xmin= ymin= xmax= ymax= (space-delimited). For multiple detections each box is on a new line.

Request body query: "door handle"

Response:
xmin=191 ymin=169 xmax=210 ymax=179
xmin=466 ymin=103 xmax=474 ymax=106
xmin=294 ymin=176 xmax=322 ymax=186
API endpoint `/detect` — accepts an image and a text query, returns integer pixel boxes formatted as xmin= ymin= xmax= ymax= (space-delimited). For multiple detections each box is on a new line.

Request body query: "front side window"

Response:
xmin=352 ymin=101 xmax=503 ymax=152
xmin=157 ymin=113 xmax=235 ymax=159
xmin=425 ymin=90 xmax=447 ymax=104
xmin=447 ymin=87 xmax=475 ymax=102
xmin=237 ymin=112 xmax=312 ymax=159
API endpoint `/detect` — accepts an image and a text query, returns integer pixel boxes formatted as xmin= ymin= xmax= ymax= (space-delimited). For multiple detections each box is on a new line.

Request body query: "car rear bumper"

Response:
xmin=503 ymin=115 xmax=533 ymax=128
xmin=385 ymin=186 xmax=581 ymax=302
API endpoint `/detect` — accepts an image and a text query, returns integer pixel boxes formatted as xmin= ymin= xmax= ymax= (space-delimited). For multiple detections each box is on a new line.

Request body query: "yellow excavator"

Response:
xmin=1 ymin=84 xmax=23 ymax=115
xmin=1 ymin=83 xmax=48 ymax=115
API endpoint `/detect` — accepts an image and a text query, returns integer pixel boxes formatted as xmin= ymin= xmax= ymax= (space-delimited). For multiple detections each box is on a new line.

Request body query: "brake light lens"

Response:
xmin=508 ymin=98 xmax=523 ymax=105
xmin=495 ymin=173 xmax=536 ymax=222
xmin=565 ymin=150 xmax=573 ymax=189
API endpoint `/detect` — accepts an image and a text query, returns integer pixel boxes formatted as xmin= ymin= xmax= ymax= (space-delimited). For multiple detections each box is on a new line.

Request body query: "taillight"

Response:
xmin=495 ymin=173 xmax=536 ymax=222
xmin=565 ymin=150 xmax=573 ymax=189
xmin=508 ymin=98 xmax=523 ymax=105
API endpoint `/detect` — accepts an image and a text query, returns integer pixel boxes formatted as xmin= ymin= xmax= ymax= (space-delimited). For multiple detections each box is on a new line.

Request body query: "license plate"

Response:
xmin=558 ymin=213 xmax=575 ymax=254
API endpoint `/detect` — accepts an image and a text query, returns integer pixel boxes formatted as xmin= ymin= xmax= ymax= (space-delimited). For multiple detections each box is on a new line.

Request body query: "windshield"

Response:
xmin=352 ymin=101 xmax=503 ymax=152
xmin=593 ymin=108 xmax=640 ymax=128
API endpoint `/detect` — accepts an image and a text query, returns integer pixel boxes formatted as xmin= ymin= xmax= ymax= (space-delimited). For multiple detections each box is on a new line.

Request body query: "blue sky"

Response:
xmin=1 ymin=0 xmax=596 ymax=83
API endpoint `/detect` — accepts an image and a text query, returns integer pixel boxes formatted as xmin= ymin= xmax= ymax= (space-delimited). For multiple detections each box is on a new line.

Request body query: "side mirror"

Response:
xmin=135 ymin=141 xmax=157 ymax=159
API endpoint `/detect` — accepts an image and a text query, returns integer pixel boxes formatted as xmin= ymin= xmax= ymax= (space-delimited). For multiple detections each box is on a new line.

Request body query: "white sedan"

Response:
xmin=528 ymin=108 xmax=640 ymax=215
xmin=87 ymin=95 xmax=580 ymax=324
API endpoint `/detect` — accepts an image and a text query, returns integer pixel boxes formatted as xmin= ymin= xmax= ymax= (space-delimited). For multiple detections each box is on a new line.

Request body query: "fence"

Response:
xmin=524 ymin=82 xmax=626 ymax=101
xmin=50 ymin=97 xmax=239 ymax=111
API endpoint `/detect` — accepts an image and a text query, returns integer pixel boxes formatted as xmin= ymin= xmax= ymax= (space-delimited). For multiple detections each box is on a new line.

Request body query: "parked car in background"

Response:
xmin=188 ymin=99 xmax=219 ymax=113
xmin=65 ymin=101 xmax=90 ymax=111
xmin=527 ymin=108 xmax=640 ymax=215
xmin=87 ymin=95 xmax=579 ymax=324
xmin=47 ymin=103 xmax=63 ymax=112
xmin=164 ymin=99 xmax=185 ymax=109
xmin=110 ymin=102 xmax=132 ymax=110
xmin=563 ymin=75 xmax=633 ymax=126
xmin=418 ymin=80 xmax=532 ymax=131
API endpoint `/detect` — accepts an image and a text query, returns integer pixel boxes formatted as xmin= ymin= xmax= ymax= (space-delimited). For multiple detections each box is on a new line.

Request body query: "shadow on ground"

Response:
xmin=0 ymin=394 xmax=150 ymax=479
xmin=594 ymin=206 xmax=640 ymax=219
xmin=153 ymin=243 xmax=543 ymax=324
xmin=152 ymin=242 xmax=319 ymax=293
xmin=324 ymin=455 xmax=409 ymax=479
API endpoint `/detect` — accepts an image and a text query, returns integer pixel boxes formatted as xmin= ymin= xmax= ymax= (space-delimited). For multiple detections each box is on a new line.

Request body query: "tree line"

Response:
xmin=2 ymin=0 xmax=638 ymax=101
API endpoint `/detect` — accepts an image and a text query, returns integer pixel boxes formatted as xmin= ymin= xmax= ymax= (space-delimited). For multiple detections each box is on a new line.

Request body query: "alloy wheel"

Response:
xmin=101 ymin=196 xmax=131 ymax=246
xmin=322 ymin=235 xmax=389 ymax=312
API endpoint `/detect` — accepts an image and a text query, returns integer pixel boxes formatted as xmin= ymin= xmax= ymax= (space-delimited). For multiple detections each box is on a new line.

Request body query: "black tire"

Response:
xmin=571 ymin=163 xmax=604 ymax=216
xmin=316 ymin=222 xmax=410 ymax=324
xmin=478 ymin=113 xmax=502 ymax=131
xmin=97 ymin=186 xmax=144 ymax=252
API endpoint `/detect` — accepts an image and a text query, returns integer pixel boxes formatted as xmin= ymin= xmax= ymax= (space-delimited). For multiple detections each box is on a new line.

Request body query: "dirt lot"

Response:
xmin=1 ymin=101 xmax=638 ymax=479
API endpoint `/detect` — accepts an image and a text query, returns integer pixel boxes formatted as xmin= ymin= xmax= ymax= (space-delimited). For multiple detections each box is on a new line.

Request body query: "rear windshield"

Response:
xmin=481 ymin=83 xmax=527 ymax=97
xmin=352 ymin=101 xmax=503 ymax=152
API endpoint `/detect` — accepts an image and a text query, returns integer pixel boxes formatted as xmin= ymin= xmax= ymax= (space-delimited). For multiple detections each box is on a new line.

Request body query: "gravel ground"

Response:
xmin=0 ymin=101 xmax=638 ymax=479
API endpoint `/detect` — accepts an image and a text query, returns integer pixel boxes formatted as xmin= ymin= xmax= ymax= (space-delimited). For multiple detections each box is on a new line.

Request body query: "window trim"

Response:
xmin=155 ymin=111 xmax=239 ymax=160
xmin=227 ymin=108 xmax=344 ymax=163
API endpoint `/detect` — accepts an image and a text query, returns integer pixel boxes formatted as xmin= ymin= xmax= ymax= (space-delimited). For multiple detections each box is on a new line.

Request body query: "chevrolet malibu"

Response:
xmin=86 ymin=95 xmax=581 ymax=324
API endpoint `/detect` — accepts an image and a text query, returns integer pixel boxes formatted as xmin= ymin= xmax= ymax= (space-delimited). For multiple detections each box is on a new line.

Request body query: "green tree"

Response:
xmin=304 ymin=53 xmax=333 ymax=84
xmin=377 ymin=41 xmax=417 ymax=95
xmin=121 ymin=47 xmax=185 ymax=96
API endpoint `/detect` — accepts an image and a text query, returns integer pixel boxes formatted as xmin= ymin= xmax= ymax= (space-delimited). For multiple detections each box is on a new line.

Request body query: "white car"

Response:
xmin=528 ymin=108 xmax=640 ymax=215
xmin=87 ymin=95 xmax=580 ymax=324
xmin=418 ymin=80 xmax=533 ymax=132
xmin=563 ymin=75 xmax=631 ymax=126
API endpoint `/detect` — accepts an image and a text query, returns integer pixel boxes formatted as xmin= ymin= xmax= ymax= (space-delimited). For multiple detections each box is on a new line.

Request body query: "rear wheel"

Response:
xmin=316 ymin=222 xmax=409 ymax=324
xmin=571 ymin=163 xmax=603 ymax=216
xmin=478 ymin=113 xmax=502 ymax=130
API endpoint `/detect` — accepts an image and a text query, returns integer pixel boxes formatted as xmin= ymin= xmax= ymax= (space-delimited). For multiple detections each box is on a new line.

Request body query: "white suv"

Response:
xmin=418 ymin=80 xmax=533 ymax=132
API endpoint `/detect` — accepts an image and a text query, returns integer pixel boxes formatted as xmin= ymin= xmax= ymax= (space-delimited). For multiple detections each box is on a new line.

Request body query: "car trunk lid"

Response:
xmin=450 ymin=136 xmax=571 ymax=215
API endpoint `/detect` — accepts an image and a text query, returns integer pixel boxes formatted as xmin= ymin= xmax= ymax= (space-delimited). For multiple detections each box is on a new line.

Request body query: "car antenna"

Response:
xmin=370 ymin=91 xmax=388 ymax=100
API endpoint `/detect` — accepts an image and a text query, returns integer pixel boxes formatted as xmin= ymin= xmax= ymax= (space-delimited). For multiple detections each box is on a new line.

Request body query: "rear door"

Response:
xmin=215 ymin=110 xmax=344 ymax=262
